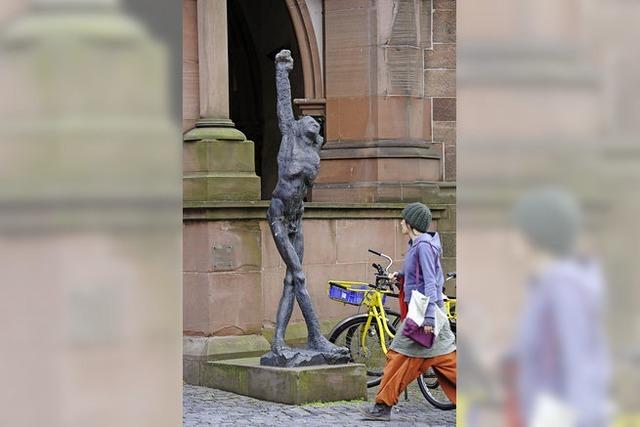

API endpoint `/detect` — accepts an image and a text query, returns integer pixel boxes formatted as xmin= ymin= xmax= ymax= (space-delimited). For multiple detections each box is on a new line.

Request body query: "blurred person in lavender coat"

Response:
xmin=507 ymin=189 xmax=611 ymax=427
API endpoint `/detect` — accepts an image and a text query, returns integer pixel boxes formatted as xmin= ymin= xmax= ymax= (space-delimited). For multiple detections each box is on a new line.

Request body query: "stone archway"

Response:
xmin=227 ymin=0 xmax=306 ymax=200
xmin=284 ymin=0 xmax=325 ymax=117
xmin=285 ymin=0 xmax=323 ymax=99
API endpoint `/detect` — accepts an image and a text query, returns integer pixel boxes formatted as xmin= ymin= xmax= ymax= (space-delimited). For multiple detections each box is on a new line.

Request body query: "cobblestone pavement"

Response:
xmin=184 ymin=382 xmax=455 ymax=426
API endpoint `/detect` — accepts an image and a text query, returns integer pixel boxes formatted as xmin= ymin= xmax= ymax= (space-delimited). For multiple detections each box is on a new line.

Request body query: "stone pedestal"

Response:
xmin=202 ymin=357 xmax=367 ymax=405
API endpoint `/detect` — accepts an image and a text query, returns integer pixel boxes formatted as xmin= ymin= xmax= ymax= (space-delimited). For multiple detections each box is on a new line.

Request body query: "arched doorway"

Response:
xmin=228 ymin=0 xmax=306 ymax=200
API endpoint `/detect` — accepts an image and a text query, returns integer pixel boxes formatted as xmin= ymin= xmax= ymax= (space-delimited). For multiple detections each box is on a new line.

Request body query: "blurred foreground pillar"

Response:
xmin=0 ymin=0 xmax=181 ymax=426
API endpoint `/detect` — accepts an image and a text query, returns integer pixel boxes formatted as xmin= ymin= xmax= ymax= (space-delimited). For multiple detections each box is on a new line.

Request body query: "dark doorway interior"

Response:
xmin=228 ymin=0 xmax=304 ymax=200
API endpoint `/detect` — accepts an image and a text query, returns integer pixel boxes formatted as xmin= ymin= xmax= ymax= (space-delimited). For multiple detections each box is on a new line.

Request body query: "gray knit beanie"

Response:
xmin=513 ymin=188 xmax=581 ymax=256
xmin=401 ymin=202 xmax=432 ymax=233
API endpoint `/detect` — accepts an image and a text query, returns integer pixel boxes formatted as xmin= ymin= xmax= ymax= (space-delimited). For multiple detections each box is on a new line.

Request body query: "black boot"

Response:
xmin=359 ymin=402 xmax=392 ymax=421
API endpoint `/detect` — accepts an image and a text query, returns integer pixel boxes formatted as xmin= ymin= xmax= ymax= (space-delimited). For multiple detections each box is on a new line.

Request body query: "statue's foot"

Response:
xmin=271 ymin=340 xmax=291 ymax=354
xmin=307 ymin=335 xmax=350 ymax=357
xmin=262 ymin=336 xmax=350 ymax=367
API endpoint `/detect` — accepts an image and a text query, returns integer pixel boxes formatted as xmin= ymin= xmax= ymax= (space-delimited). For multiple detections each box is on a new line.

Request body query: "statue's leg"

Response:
xmin=268 ymin=211 xmax=305 ymax=351
xmin=291 ymin=225 xmax=350 ymax=355
xmin=272 ymin=268 xmax=294 ymax=351
xmin=268 ymin=204 xmax=348 ymax=356
xmin=290 ymin=227 xmax=322 ymax=341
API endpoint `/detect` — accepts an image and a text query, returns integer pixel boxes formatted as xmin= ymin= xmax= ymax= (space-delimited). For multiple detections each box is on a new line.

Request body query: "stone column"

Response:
xmin=183 ymin=0 xmax=260 ymax=201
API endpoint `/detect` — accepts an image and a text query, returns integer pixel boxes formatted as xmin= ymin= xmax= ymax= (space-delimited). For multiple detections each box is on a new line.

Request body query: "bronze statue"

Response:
xmin=260 ymin=50 xmax=349 ymax=367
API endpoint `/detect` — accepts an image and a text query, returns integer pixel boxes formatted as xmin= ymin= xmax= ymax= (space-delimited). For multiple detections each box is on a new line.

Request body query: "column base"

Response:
xmin=184 ymin=118 xmax=247 ymax=142
xmin=183 ymin=119 xmax=261 ymax=201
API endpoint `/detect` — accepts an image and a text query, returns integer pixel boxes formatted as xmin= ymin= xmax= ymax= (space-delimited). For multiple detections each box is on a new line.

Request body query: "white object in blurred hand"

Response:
xmin=530 ymin=393 xmax=577 ymax=427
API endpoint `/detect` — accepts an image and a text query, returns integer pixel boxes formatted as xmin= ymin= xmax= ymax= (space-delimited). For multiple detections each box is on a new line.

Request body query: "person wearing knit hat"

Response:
xmin=401 ymin=202 xmax=432 ymax=233
xmin=361 ymin=202 xmax=456 ymax=421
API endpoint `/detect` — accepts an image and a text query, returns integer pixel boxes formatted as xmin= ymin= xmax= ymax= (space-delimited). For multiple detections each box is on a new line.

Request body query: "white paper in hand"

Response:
xmin=407 ymin=290 xmax=429 ymax=326
xmin=433 ymin=304 xmax=448 ymax=337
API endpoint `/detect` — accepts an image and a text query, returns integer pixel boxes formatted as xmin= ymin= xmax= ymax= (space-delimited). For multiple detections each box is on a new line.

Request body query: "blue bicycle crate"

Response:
xmin=328 ymin=281 xmax=368 ymax=306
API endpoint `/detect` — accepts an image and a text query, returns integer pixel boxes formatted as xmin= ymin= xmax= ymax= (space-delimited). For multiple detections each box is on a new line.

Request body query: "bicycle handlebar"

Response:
xmin=368 ymin=249 xmax=393 ymax=273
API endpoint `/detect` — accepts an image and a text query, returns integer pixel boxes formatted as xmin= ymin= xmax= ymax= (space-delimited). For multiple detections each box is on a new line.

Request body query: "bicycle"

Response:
xmin=443 ymin=272 xmax=457 ymax=333
xmin=326 ymin=249 xmax=456 ymax=410
xmin=417 ymin=271 xmax=456 ymax=403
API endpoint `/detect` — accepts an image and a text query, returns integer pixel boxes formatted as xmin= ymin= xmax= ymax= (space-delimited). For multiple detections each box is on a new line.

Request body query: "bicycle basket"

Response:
xmin=329 ymin=280 xmax=386 ymax=305
xmin=327 ymin=281 xmax=370 ymax=306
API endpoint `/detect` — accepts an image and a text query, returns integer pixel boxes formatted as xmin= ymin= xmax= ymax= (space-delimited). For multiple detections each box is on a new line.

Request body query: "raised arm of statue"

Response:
xmin=275 ymin=50 xmax=295 ymax=135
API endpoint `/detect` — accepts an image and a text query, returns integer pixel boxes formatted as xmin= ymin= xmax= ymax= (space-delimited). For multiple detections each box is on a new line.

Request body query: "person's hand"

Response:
xmin=387 ymin=272 xmax=401 ymax=288
xmin=423 ymin=325 xmax=433 ymax=334
xmin=275 ymin=49 xmax=294 ymax=71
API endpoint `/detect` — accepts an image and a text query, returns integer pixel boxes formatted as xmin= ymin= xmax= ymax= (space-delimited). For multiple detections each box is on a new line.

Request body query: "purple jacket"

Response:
xmin=402 ymin=232 xmax=445 ymax=326
xmin=511 ymin=258 xmax=610 ymax=427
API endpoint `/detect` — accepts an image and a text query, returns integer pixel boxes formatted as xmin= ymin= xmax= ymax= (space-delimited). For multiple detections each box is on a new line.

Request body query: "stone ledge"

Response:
xmin=320 ymin=140 xmax=442 ymax=160
xmin=202 ymin=357 xmax=367 ymax=405
xmin=183 ymin=200 xmax=453 ymax=221
xmin=312 ymin=181 xmax=457 ymax=204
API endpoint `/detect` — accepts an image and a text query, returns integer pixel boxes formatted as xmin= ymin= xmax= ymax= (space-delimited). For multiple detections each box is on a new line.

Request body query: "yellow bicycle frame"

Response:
xmin=360 ymin=288 xmax=395 ymax=354
xmin=444 ymin=298 xmax=456 ymax=322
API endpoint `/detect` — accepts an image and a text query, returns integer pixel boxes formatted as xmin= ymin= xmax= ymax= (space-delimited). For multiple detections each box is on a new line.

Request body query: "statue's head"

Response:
xmin=299 ymin=116 xmax=324 ymax=148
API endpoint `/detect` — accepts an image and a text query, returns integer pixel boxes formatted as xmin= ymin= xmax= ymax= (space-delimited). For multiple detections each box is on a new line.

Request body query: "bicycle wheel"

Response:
xmin=385 ymin=309 xmax=402 ymax=329
xmin=422 ymin=367 xmax=439 ymax=389
xmin=328 ymin=315 xmax=395 ymax=388
xmin=418 ymin=371 xmax=456 ymax=410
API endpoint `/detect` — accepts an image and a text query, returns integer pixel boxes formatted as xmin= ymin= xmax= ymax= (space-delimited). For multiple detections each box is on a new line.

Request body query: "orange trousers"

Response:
xmin=375 ymin=350 xmax=457 ymax=406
